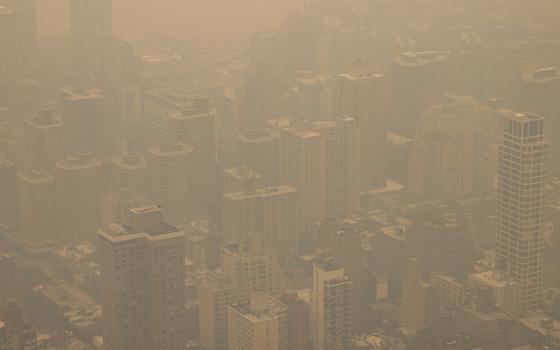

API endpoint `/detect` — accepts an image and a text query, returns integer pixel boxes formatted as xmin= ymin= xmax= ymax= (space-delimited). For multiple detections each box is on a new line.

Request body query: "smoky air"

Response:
xmin=0 ymin=1 xmax=559 ymax=350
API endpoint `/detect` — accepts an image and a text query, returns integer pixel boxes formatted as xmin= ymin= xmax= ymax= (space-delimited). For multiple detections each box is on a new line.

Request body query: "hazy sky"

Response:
xmin=38 ymin=0 xmax=302 ymax=39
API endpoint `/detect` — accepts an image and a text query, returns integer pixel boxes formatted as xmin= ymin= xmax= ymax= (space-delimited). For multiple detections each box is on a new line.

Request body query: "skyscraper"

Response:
xmin=222 ymin=166 xmax=262 ymax=194
xmin=70 ymin=0 xmax=112 ymax=76
xmin=55 ymin=152 xmax=103 ymax=242
xmin=401 ymin=258 xmax=433 ymax=332
xmin=0 ymin=5 xmax=23 ymax=99
xmin=391 ymin=51 xmax=448 ymax=138
xmin=318 ymin=220 xmax=367 ymax=327
xmin=147 ymin=141 xmax=195 ymax=225
xmin=237 ymin=128 xmax=280 ymax=186
xmin=198 ymin=245 xmax=285 ymax=350
xmin=409 ymin=96 xmax=501 ymax=198
xmin=23 ymin=105 xmax=64 ymax=170
xmin=310 ymin=254 xmax=352 ymax=350
xmin=222 ymin=185 xmax=299 ymax=261
xmin=101 ymin=36 xmax=139 ymax=127
xmin=279 ymin=118 xmax=360 ymax=235
xmin=17 ymin=166 xmax=56 ymax=243
xmin=108 ymin=152 xmax=147 ymax=192
xmin=0 ymin=154 xmax=18 ymax=230
xmin=495 ymin=112 xmax=547 ymax=313
xmin=198 ymin=278 xmax=239 ymax=350
xmin=0 ymin=0 xmax=36 ymax=65
xmin=519 ymin=67 xmax=560 ymax=175
xmin=335 ymin=72 xmax=387 ymax=190
xmin=59 ymin=87 xmax=104 ymax=155
xmin=276 ymin=291 xmax=310 ymax=350
xmin=221 ymin=244 xmax=285 ymax=298
xmin=99 ymin=206 xmax=186 ymax=350
xmin=407 ymin=217 xmax=475 ymax=280
xmin=144 ymin=92 xmax=217 ymax=213
xmin=289 ymin=74 xmax=335 ymax=122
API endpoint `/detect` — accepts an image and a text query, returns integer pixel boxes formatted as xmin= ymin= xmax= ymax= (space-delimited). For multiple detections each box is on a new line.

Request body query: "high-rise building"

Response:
xmin=278 ymin=118 xmax=360 ymax=234
xmin=407 ymin=217 xmax=475 ymax=280
xmin=0 ymin=154 xmax=18 ymax=229
xmin=335 ymin=72 xmax=387 ymax=190
xmin=108 ymin=152 xmax=147 ymax=192
xmin=430 ymin=273 xmax=472 ymax=320
xmin=0 ymin=299 xmax=37 ymax=350
xmin=55 ymin=152 xmax=102 ymax=242
xmin=99 ymin=206 xmax=186 ymax=350
xmin=391 ymin=51 xmax=448 ymax=138
xmin=198 ymin=245 xmax=285 ymax=350
xmin=144 ymin=91 xmax=217 ymax=212
xmin=198 ymin=278 xmax=239 ymax=350
xmin=495 ymin=112 xmax=547 ymax=313
xmin=0 ymin=5 xmax=24 ymax=97
xmin=401 ymin=258 xmax=434 ymax=333
xmin=223 ymin=185 xmax=299 ymax=261
xmin=222 ymin=166 xmax=262 ymax=194
xmin=0 ymin=255 xmax=23 ymax=320
xmin=409 ymin=131 xmax=472 ymax=199
xmin=221 ymin=244 xmax=285 ymax=298
xmin=237 ymin=128 xmax=280 ymax=186
xmin=409 ymin=96 xmax=501 ymax=198
xmin=316 ymin=27 xmax=370 ymax=75
xmin=70 ymin=0 xmax=112 ymax=76
xmin=59 ymin=87 xmax=104 ymax=155
xmin=276 ymin=291 xmax=309 ymax=350
xmin=469 ymin=271 xmax=523 ymax=317
xmin=147 ymin=141 xmax=194 ymax=225
xmin=227 ymin=292 xmax=288 ymax=350
xmin=0 ymin=0 xmax=36 ymax=61
xmin=310 ymin=254 xmax=352 ymax=350
xmin=101 ymin=36 xmax=139 ymax=126
xmin=17 ymin=166 xmax=56 ymax=243
xmin=243 ymin=64 xmax=284 ymax=127
xmin=104 ymin=187 xmax=150 ymax=226
xmin=318 ymin=220 xmax=367 ymax=326
xmin=289 ymin=74 xmax=335 ymax=122
xmin=519 ymin=67 xmax=560 ymax=175
xmin=22 ymin=105 xmax=64 ymax=170
xmin=0 ymin=123 xmax=19 ymax=166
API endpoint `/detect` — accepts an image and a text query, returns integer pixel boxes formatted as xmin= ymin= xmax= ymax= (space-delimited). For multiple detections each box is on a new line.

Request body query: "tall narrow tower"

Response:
xmin=70 ymin=0 xmax=112 ymax=76
xmin=23 ymin=105 xmax=64 ymax=170
xmin=335 ymin=72 xmax=387 ymax=190
xmin=310 ymin=254 xmax=352 ymax=350
xmin=495 ymin=112 xmax=547 ymax=313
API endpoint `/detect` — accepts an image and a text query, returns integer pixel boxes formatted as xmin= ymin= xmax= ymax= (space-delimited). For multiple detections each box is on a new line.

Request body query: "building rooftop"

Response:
xmin=224 ymin=185 xmax=296 ymax=201
xmin=56 ymin=153 xmax=102 ymax=171
xmin=34 ymin=280 xmax=96 ymax=312
xmin=0 ymin=5 xmax=13 ymax=15
xmin=148 ymin=141 xmax=193 ymax=157
xmin=223 ymin=166 xmax=262 ymax=182
xmin=23 ymin=105 xmax=63 ymax=128
xmin=237 ymin=128 xmax=279 ymax=143
xmin=99 ymin=206 xmax=183 ymax=242
xmin=394 ymin=51 xmax=448 ymax=66
xmin=469 ymin=271 xmax=520 ymax=288
xmin=315 ymin=255 xmax=342 ymax=272
xmin=60 ymin=87 xmax=102 ymax=102
xmin=522 ymin=67 xmax=559 ymax=83
xmin=18 ymin=166 xmax=54 ymax=184
xmin=109 ymin=153 xmax=147 ymax=170
xmin=519 ymin=313 xmax=560 ymax=337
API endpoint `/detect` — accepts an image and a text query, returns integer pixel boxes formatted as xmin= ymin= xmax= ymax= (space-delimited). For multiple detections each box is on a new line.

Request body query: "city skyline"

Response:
xmin=1 ymin=1 xmax=560 ymax=350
